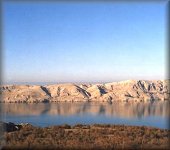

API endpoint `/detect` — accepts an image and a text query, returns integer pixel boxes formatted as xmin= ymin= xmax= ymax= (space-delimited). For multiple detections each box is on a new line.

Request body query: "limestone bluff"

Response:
xmin=0 ymin=80 xmax=169 ymax=103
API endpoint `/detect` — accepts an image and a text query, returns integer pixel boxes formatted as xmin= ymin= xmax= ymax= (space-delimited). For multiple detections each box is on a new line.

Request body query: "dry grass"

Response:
xmin=2 ymin=124 xmax=170 ymax=150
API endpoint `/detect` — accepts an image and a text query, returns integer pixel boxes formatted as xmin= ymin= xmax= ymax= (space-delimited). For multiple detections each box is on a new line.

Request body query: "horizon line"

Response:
xmin=1 ymin=78 xmax=169 ymax=86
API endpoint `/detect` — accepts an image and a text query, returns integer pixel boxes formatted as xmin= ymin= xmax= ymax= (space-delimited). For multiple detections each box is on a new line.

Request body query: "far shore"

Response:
xmin=0 ymin=80 xmax=169 ymax=103
xmin=0 ymin=99 xmax=169 ymax=104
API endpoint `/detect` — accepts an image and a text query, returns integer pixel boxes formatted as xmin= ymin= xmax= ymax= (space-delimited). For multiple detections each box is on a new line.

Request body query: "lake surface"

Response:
xmin=1 ymin=101 xmax=169 ymax=129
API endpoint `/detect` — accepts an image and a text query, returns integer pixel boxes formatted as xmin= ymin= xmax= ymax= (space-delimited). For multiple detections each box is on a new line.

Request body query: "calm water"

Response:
xmin=1 ymin=101 xmax=169 ymax=129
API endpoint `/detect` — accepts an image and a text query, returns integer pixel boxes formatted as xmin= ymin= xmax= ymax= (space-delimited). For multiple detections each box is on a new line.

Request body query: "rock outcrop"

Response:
xmin=0 ymin=80 xmax=169 ymax=103
xmin=0 ymin=122 xmax=22 ymax=132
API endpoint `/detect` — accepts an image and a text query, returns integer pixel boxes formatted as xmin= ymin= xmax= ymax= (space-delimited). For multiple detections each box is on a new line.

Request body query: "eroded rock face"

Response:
xmin=0 ymin=85 xmax=50 ymax=103
xmin=0 ymin=80 xmax=169 ymax=102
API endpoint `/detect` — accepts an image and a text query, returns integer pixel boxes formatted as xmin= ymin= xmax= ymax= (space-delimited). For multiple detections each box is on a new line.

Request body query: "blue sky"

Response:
xmin=3 ymin=2 xmax=167 ymax=84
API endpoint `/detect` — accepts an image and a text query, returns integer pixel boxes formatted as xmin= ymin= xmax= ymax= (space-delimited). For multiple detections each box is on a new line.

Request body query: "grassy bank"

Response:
xmin=1 ymin=123 xmax=169 ymax=150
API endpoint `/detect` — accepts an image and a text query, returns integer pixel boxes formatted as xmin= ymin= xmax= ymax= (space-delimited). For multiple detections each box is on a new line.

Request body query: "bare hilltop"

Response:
xmin=0 ymin=80 xmax=169 ymax=103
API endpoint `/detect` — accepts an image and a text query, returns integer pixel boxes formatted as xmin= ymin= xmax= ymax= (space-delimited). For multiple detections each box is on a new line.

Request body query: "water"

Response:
xmin=1 ymin=101 xmax=169 ymax=129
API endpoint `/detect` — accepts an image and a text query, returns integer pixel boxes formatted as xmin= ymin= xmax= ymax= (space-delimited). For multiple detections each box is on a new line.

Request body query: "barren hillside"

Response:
xmin=0 ymin=80 xmax=169 ymax=103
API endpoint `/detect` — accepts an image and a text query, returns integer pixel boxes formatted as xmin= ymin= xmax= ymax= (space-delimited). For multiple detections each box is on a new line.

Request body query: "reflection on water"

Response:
xmin=2 ymin=101 xmax=169 ymax=118
xmin=1 ymin=101 xmax=169 ymax=129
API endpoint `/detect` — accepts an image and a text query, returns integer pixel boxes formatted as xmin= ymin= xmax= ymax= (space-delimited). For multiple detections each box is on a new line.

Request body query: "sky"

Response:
xmin=2 ymin=1 xmax=167 ymax=84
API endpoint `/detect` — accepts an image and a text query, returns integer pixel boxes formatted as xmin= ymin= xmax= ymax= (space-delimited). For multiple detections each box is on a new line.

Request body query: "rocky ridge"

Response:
xmin=0 ymin=80 xmax=169 ymax=103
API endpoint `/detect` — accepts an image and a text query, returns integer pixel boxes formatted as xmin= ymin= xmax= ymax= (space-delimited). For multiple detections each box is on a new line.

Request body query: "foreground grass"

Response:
xmin=1 ymin=124 xmax=170 ymax=150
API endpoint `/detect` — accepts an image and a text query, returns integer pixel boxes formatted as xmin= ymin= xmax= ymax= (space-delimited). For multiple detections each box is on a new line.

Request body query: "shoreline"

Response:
xmin=1 ymin=99 xmax=169 ymax=103
xmin=1 ymin=121 xmax=169 ymax=130
xmin=1 ymin=122 xmax=169 ymax=149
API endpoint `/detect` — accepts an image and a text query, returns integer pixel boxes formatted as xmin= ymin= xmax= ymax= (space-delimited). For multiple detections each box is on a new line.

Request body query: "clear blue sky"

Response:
xmin=3 ymin=2 xmax=167 ymax=84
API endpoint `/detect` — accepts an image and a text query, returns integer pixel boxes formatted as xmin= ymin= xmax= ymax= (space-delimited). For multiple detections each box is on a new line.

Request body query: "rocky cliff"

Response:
xmin=0 ymin=80 xmax=169 ymax=103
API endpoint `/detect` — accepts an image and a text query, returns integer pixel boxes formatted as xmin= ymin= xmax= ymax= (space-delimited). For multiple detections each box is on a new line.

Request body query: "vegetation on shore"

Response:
xmin=1 ymin=123 xmax=169 ymax=150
